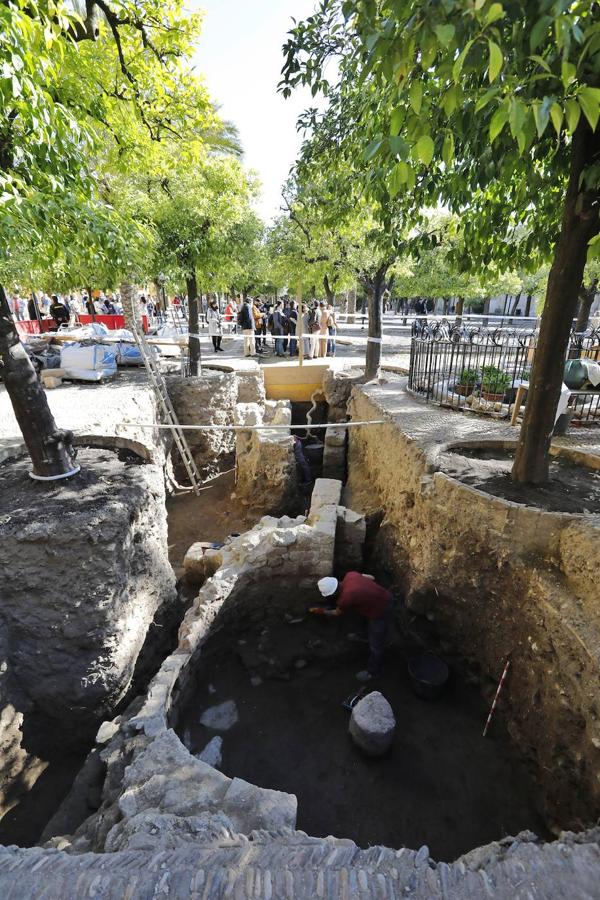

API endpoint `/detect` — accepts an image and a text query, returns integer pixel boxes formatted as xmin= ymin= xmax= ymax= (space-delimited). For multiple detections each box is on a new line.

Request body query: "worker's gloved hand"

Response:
xmin=309 ymin=606 xmax=342 ymax=617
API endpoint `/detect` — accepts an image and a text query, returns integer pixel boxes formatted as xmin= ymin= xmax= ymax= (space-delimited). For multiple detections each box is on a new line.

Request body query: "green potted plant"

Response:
xmin=455 ymin=367 xmax=479 ymax=396
xmin=480 ymin=366 xmax=512 ymax=402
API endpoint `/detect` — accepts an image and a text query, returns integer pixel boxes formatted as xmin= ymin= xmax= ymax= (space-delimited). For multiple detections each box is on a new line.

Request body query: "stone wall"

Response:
xmin=167 ymin=373 xmax=238 ymax=480
xmin=234 ymin=400 xmax=298 ymax=514
xmin=347 ymin=385 xmax=600 ymax=832
xmin=128 ymin=477 xmax=342 ymax=741
xmin=0 ymin=448 xmax=176 ymax=821
xmin=39 ymin=479 xmax=345 ymax=856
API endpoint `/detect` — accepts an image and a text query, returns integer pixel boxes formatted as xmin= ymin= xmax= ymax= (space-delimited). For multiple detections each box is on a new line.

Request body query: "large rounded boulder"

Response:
xmin=349 ymin=691 xmax=395 ymax=757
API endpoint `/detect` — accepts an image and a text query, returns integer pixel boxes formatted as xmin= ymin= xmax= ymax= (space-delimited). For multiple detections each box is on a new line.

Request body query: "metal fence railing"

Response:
xmin=408 ymin=321 xmax=600 ymax=425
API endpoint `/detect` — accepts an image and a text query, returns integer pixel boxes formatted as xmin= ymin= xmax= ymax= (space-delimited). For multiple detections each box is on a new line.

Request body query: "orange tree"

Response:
xmin=0 ymin=1 xmax=207 ymax=478
xmin=281 ymin=0 xmax=600 ymax=483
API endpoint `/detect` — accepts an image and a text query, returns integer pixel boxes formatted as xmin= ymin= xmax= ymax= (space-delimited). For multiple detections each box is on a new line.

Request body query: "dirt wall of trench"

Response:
xmin=347 ymin=387 xmax=600 ymax=833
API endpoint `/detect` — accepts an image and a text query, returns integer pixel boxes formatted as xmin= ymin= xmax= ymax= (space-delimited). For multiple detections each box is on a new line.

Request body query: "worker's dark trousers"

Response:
xmin=367 ymin=602 xmax=393 ymax=676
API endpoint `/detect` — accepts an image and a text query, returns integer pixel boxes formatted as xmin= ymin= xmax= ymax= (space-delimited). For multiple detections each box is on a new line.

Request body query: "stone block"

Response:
xmin=236 ymin=369 xmax=266 ymax=405
xmin=220 ymin=777 xmax=297 ymax=832
xmin=309 ymin=478 xmax=343 ymax=515
xmin=349 ymin=691 xmax=395 ymax=757
xmin=183 ymin=544 xmax=223 ymax=585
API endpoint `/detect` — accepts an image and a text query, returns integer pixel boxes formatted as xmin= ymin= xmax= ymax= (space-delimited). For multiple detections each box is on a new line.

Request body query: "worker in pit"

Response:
xmin=311 ymin=573 xmax=393 ymax=682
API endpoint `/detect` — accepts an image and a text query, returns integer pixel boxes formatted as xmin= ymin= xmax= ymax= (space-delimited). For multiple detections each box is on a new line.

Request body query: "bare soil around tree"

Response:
xmin=439 ymin=446 xmax=600 ymax=514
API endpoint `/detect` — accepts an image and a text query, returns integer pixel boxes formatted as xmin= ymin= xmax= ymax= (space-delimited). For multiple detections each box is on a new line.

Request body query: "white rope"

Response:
xmin=151 ymin=332 xmax=391 ymax=346
xmin=117 ymin=421 xmax=386 ymax=433
xmin=29 ymin=465 xmax=81 ymax=481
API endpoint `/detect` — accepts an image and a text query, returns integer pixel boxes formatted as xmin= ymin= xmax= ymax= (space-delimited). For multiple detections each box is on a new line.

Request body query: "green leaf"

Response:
xmin=442 ymin=84 xmax=458 ymax=116
xmin=364 ymin=138 xmax=384 ymax=161
xmin=409 ymin=81 xmax=423 ymax=115
xmin=509 ymin=97 xmax=526 ymax=140
xmin=532 ymin=101 xmax=550 ymax=137
xmin=587 ymin=233 xmax=600 ymax=261
xmin=415 ymin=134 xmax=435 ymax=166
xmin=489 ymin=104 xmax=509 ymax=142
xmin=388 ymin=163 xmax=405 ymax=198
xmin=530 ymin=16 xmax=552 ymax=52
xmin=578 ymin=87 xmax=600 ymax=131
xmin=561 ymin=60 xmax=576 ymax=88
xmin=475 ymin=86 xmax=499 ymax=112
xmin=529 ymin=54 xmax=551 ymax=73
xmin=420 ymin=43 xmax=436 ymax=69
xmin=452 ymin=40 xmax=473 ymax=82
xmin=565 ymin=98 xmax=581 ymax=133
xmin=390 ymin=107 xmax=403 ymax=135
xmin=435 ymin=24 xmax=455 ymax=47
xmin=485 ymin=3 xmax=505 ymax=26
xmin=442 ymin=131 xmax=455 ymax=166
xmin=550 ymin=102 xmax=563 ymax=135
xmin=488 ymin=41 xmax=503 ymax=83
xmin=389 ymin=135 xmax=408 ymax=157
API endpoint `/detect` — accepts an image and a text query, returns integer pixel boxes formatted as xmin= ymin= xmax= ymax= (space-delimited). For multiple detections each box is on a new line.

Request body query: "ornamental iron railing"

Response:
xmin=408 ymin=321 xmax=600 ymax=425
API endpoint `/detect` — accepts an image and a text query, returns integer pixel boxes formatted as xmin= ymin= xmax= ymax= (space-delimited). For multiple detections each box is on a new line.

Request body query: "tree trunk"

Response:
xmin=510 ymin=291 xmax=522 ymax=316
xmin=454 ymin=297 xmax=465 ymax=326
xmin=364 ymin=269 xmax=386 ymax=380
xmin=187 ymin=273 xmax=201 ymax=377
xmin=120 ymin=281 xmax=138 ymax=334
xmin=575 ymin=278 xmax=598 ymax=332
xmin=347 ymin=288 xmax=356 ymax=324
xmin=524 ymin=293 xmax=533 ymax=317
xmin=513 ymin=122 xmax=600 ymax=484
xmin=323 ymin=274 xmax=335 ymax=305
xmin=0 ymin=284 xmax=78 ymax=479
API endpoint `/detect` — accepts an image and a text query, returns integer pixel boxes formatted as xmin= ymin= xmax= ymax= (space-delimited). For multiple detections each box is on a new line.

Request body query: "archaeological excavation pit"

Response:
xmin=171 ymin=593 xmax=547 ymax=862
xmin=0 ymin=366 xmax=598 ymax=896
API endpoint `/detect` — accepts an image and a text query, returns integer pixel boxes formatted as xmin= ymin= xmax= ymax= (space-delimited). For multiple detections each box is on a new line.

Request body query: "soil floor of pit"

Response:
xmin=439 ymin=447 xmax=600 ymax=514
xmin=166 ymin=471 xmax=261 ymax=577
xmin=177 ymin=611 xmax=548 ymax=862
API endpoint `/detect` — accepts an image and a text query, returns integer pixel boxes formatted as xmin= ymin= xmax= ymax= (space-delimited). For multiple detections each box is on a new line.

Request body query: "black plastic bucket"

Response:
xmin=407 ymin=652 xmax=449 ymax=700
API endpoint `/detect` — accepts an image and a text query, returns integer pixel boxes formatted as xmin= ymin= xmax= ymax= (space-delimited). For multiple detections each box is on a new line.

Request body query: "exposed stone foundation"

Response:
xmin=234 ymin=400 xmax=297 ymax=513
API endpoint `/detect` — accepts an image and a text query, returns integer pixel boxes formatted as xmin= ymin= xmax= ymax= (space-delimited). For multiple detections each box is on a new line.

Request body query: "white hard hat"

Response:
xmin=317 ymin=577 xmax=339 ymax=598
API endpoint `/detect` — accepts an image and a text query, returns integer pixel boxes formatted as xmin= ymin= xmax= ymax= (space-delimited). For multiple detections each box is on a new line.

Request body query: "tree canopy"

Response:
xmin=281 ymin=0 xmax=600 ymax=483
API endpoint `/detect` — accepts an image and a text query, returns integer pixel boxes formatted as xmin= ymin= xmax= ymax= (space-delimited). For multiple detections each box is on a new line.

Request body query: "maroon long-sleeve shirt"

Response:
xmin=337 ymin=572 xmax=392 ymax=620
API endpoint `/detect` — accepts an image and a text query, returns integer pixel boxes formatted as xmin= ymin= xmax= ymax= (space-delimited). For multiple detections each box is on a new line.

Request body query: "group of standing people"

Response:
xmin=237 ymin=295 xmax=337 ymax=359
xmin=300 ymin=300 xmax=337 ymax=359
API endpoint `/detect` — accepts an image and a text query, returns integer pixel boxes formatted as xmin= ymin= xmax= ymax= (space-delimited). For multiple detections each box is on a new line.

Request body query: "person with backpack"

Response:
xmin=239 ymin=296 xmax=255 ymax=356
